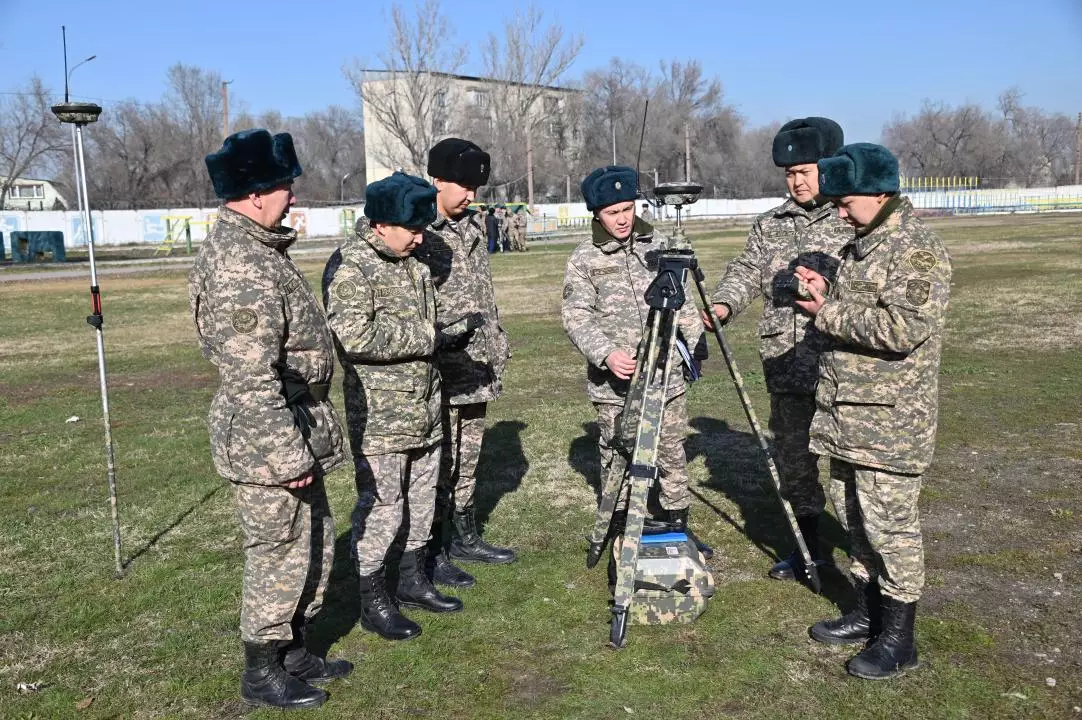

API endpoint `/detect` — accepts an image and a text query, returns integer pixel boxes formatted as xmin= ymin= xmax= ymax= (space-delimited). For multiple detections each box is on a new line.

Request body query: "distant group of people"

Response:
xmin=480 ymin=204 xmax=528 ymax=253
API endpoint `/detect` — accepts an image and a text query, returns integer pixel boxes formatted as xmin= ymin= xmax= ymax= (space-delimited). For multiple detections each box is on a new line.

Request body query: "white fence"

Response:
xmin=2 ymin=184 xmax=1081 ymax=248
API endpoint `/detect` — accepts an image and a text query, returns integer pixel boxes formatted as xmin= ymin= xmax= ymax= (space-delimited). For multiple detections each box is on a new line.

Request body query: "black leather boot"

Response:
xmin=846 ymin=596 xmax=919 ymax=680
xmin=427 ymin=512 xmax=475 ymax=588
xmin=396 ymin=548 xmax=463 ymax=613
xmin=809 ymin=579 xmax=882 ymax=645
xmin=358 ymin=569 xmax=421 ymax=641
xmin=449 ymin=505 xmax=517 ymax=564
xmin=282 ymin=621 xmax=354 ymax=685
xmin=240 ymin=641 xmax=327 ymax=709
xmin=768 ymin=515 xmax=825 ymax=581
xmin=669 ymin=507 xmax=713 ymax=560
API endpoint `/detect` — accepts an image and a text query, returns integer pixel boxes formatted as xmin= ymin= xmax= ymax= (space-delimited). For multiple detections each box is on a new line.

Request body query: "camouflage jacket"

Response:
xmin=710 ymin=199 xmax=852 ymax=395
xmin=322 ymin=218 xmax=442 ymax=455
xmin=188 ymin=207 xmax=345 ymax=485
xmin=562 ymin=217 xmax=704 ymax=405
xmin=809 ymin=197 xmax=951 ymax=475
xmin=415 ymin=210 xmax=510 ymax=405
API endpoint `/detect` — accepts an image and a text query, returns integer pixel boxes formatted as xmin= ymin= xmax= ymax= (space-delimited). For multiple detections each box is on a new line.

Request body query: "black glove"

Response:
xmin=438 ymin=312 xmax=484 ymax=351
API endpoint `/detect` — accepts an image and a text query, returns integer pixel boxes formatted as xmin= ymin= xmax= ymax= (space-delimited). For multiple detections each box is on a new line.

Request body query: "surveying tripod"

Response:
xmin=587 ymin=183 xmax=821 ymax=649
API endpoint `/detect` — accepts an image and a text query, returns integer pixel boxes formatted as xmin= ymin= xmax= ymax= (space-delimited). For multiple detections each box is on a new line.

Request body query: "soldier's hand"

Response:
xmin=796 ymin=269 xmax=826 ymax=313
xmin=794 ymin=266 xmax=828 ymax=296
xmin=605 ymin=349 xmax=638 ymax=380
xmin=701 ymin=303 xmax=729 ymax=330
xmin=286 ymin=472 xmax=314 ymax=489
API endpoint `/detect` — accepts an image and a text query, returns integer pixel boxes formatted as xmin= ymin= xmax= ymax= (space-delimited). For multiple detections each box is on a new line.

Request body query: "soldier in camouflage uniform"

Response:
xmin=510 ymin=206 xmax=528 ymax=251
xmin=705 ymin=117 xmax=850 ymax=583
xmin=414 ymin=138 xmax=516 ymax=589
xmin=323 ymin=172 xmax=464 ymax=642
xmin=794 ymin=143 xmax=951 ymax=680
xmin=189 ymin=129 xmax=351 ymax=710
xmin=562 ymin=165 xmax=709 ymax=556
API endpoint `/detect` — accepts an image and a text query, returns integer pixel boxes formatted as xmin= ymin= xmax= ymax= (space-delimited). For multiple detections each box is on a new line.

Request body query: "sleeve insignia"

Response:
xmin=562 ymin=283 xmax=574 ymax=300
xmin=907 ymin=250 xmax=938 ymax=273
xmin=588 ymin=267 xmax=620 ymax=278
xmin=282 ymin=276 xmax=301 ymax=294
xmin=334 ymin=280 xmax=359 ymax=301
xmin=231 ymin=308 xmax=258 ymax=334
xmin=905 ymin=279 xmax=931 ymax=306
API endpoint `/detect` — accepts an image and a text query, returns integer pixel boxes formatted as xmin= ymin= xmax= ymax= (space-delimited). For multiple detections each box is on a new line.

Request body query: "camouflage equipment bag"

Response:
xmin=630 ymin=531 xmax=715 ymax=625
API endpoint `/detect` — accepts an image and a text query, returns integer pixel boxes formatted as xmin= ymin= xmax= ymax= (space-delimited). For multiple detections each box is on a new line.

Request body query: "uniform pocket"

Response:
xmin=234 ymin=483 xmax=303 ymax=544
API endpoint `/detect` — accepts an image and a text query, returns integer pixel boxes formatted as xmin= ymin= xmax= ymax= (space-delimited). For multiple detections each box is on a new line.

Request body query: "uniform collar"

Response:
xmin=848 ymin=196 xmax=910 ymax=259
xmin=774 ymin=197 xmax=834 ymax=222
xmin=591 ymin=216 xmax=655 ymax=254
xmin=217 ymin=206 xmax=297 ymax=252
xmin=354 ymin=216 xmax=402 ymax=261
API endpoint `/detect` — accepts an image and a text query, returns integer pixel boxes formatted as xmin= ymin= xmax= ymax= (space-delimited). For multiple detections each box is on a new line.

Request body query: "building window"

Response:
xmin=546 ymin=120 xmax=563 ymax=139
xmin=432 ymin=116 xmax=448 ymax=134
xmin=544 ymin=96 xmax=561 ymax=113
xmin=469 ymin=90 xmax=489 ymax=108
xmin=10 ymin=184 xmax=45 ymax=199
xmin=434 ymin=90 xmax=448 ymax=108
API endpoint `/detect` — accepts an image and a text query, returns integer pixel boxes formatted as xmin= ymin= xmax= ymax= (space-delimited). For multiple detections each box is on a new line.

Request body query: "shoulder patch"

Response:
xmin=907 ymin=250 xmax=938 ymax=273
xmin=562 ymin=283 xmax=573 ymax=300
xmin=848 ymin=280 xmax=879 ymax=294
xmin=589 ymin=267 xmax=620 ymax=278
xmin=335 ymin=280 xmax=359 ymax=301
xmin=282 ymin=276 xmax=302 ymax=294
xmin=231 ymin=308 xmax=258 ymax=334
xmin=905 ymin=279 xmax=931 ymax=306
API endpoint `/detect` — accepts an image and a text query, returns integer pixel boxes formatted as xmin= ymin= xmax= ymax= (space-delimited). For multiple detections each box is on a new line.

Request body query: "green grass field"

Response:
xmin=1 ymin=213 xmax=1079 ymax=719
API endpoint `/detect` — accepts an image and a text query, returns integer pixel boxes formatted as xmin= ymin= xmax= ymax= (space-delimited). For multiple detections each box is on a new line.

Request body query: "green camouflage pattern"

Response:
xmin=440 ymin=402 xmax=487 ymax=511
xmin=628 ymin=537 xmax=715 ymax=625
xmin=828 ymin=459 xmax=925 ymax=603
xmin=810 ymin=197 xmax=952 ymax=475
xmin=768 ymin=393 xmax=824 ymax=518
xmin=352 ymin=445 xmax=440 ymax=576
xmin=322 ymin=217 xmax=442 ymax=456
xmin=415 ymin=210 xmax=510 ymax=405
xmin=188 ymin=206 xmax=346 ymax=485
xmin=710 ymin=199 xmax=850 ymax=394
xmin=233 ymin=477 xmax=336 ymax=643
xmin=562 ymin=217 xmax=703 ymax=405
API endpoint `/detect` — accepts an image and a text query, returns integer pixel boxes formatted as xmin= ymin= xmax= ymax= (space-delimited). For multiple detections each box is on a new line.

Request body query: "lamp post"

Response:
xmin=340 ymin=170 xmax=362 ymax=203
xmin=54 ymin=32 xmax=122 ymax=576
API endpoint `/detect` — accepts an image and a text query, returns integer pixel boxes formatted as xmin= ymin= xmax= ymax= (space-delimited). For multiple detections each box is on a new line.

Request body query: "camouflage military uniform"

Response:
xmin=810 ymin=196 xmax=951 ymax=603
xmin=562 ymin=217 xmax=703 ymax=511
xmin=414 ymin=210 xmax=510 ymax=511
xmin=510 ymin=211 xmax=527 ymax=251
xmin=188 ymin=206 xmax=345 ymax=643
xmin=322 ymin=218 xmax=442 ymax=576
xmin=710 ymin=199 xmax=851 ymax=518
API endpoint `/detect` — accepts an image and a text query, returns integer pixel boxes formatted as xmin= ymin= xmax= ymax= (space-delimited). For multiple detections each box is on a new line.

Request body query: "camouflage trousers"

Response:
xmin=232 ymin=477 xmax=335 ymax=643
xmin=827 ymin=458 xmax=925 ymax=603
xmin=352 ymin=444 xmax=440 ymax=576
xmin=510 ymin=229 xmax=527 ymax=251
xmin=769 ymin=393 xmax=825 ymax=519
xmin=595 ymin=392 xmax=690 ymax=511
xmin=439 ymin=403 xmax=487 ymax=511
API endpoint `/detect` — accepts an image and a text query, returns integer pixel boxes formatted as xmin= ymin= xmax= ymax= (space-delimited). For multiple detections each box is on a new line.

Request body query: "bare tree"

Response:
xmin=291 ymin=106 xmax=365 ymax=202
xmin=0 ymin=77 xmax=67 ymax=208
xmin=344 ymin=0 xmax=467 ymax=176
xmin=475 ymin=5 xmax=584 ymax=201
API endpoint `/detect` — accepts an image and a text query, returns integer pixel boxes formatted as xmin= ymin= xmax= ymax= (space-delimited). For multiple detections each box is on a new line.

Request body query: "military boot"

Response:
xmin=396 ymin=547 xmax=464 ymax=613
xmin=427 ymin=511 xmax=475 ymax=588
xmin=669 ymin=507 xmax=714 ymax=560
xmin=282 ymin=621 xmax=354 ymax=685
xmin=449 ymin=505 xmax=517 ymax=564
xmin=358 ymin=569 xmax=421 ymax=641
xmin=240 ymin=641 xmax=327 ymax=710
xmin=809 ymin=579 xmax=882 ymax=645
xmin=846 ymin=596 xmax=919 ymax=680
xmin=769 ymin=515 xmax=826 ymax=581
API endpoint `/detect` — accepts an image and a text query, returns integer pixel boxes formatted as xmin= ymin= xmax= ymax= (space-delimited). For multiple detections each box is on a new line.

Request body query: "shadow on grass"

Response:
xmin=309 ymin=530 xmax=362 ymax=658
xmin=474 ymin=419 xmax=529 ymax=528
xmin=122 ymin=482 xmax=223 ymax=570
xmin=686 ymin=415 xmax=855 ymax=611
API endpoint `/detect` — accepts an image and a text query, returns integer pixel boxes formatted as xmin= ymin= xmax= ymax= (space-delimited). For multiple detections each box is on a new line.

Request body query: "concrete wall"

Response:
xmin=2 ymin=184 xmax=1080 ymax=248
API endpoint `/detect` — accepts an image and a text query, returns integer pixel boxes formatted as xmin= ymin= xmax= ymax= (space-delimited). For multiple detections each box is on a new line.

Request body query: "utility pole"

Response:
xmin=221 ymin=80 xmax=233 ymax=140
xmin=526 ymin=128 xmax=535 ymax=207
xmin=684 ymin=122 xmax=692 ymax=181
xmin=566 ymin=174 xmax=571 ymax=204
xmin=1074 ymin=112 xmax=1081 ymax=186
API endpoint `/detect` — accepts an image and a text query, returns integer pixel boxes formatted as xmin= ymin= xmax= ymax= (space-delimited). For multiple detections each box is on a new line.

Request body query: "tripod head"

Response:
xmin=652 ymin=182 xmax=702 ymax=249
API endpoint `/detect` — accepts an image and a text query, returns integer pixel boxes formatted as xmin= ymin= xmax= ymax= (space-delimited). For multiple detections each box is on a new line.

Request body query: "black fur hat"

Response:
xmin=205 ymin=129 xmax=302 ymax=199
xmin=427 ymin=138 xmax=491 ymax=186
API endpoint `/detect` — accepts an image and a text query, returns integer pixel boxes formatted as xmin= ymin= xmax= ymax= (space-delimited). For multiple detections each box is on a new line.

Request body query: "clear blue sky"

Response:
xmin=2 ymin=0 xmax=1080 ymax=143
